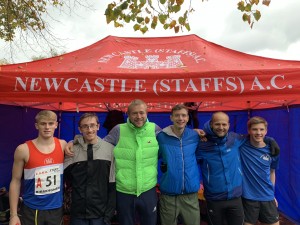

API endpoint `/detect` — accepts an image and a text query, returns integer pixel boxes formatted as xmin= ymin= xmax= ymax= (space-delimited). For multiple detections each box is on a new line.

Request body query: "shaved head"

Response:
xmin=211 ymin=112 xmax=229 ymax=123
xmin=210 ymin=112 xmax=230 ymax=137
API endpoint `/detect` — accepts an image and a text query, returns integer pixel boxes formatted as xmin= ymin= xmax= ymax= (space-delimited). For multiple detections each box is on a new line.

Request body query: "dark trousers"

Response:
xmin=206 ymin=197 xmax=244 ymax=225
xmin=116 ymin=187 xmax=158 ymax=225
xmin=70 ymin=217 xmax=106 ymax=225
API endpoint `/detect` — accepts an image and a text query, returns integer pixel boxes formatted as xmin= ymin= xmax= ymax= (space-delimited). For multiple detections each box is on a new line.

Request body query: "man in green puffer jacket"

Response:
xmin=65 ymin=99 xmax=161 ymax=225
xmin=104 ymin=99 xmax=160 ymax=225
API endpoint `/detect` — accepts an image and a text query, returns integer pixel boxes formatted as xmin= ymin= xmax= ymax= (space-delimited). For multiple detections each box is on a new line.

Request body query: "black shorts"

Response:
xmin=20 ymin=203 xmax=63 ymax=225
xmin=242 ymin=198 xmax=279 ymax=224
xmin=206 ymin=197 xmax=244 ymax=225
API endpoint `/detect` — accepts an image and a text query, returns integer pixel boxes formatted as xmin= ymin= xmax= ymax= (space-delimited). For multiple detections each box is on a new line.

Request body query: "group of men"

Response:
xmin=8 ymin=99 xmax=280 ymax=225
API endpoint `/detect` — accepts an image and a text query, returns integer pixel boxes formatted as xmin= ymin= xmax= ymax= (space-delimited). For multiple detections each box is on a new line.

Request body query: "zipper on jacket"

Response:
xmin=180 ymin=138 xmax=185 ymax=193
xmin=207 ymin=163 xmax=210 ymax=184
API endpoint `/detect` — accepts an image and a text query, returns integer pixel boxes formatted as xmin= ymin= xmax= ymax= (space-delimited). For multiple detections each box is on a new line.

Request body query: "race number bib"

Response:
xmin=34 ymin=165 xmax=61 ymax=195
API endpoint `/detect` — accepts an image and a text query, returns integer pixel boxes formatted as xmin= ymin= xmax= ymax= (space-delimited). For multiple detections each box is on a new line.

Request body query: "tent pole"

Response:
xmin=247 ymin=101 xmax=252 ymax=119
xmin=58 ymin=102 xmax=62 ymax=138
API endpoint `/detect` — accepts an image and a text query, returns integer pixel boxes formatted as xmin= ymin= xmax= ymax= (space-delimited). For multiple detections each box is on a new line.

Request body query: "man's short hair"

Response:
xmin=35 ymin=110 xmax=57 ymax=123
xmin=247 ymin=116 xmax=268 ymax=130
xmin=78 ymin=113 xmax=99 ymax=127
xmin=171 ymin=104 xmax=188 ymax=114
xmin=210 ymin=111 xmax=229 ymax=125
xmin=127 ymin=99 xmax=147 ymax=114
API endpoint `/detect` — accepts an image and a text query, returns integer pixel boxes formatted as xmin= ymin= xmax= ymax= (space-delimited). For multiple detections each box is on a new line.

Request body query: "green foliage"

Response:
xmin=104 ymin=0 xmax=272 ymax=34
xmin=105 ymin=0 xmax=195 ymax=34
xmin=237 ymin=0 xmax=270 ymax=28
xmin=0 ymin=0 xmax=273 ymax=42
xmin=0 ymin=0 xmax=63 ymax=41
xmin=253 ymin=10 xmax=261 ymax=21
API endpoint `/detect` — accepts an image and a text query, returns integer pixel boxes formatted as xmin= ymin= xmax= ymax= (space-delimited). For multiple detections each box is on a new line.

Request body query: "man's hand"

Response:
xmin=64 ymin=141 xmax=74 ymax=156
xmin=194 ymin=129 xmax=207 ymax=142
xmin=9 ymin=214 xmax=20 ymax=225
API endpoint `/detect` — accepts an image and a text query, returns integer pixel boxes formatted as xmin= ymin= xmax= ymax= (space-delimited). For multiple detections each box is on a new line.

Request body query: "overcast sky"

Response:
xmin=1 ymin=0 xmax=300 ymax=63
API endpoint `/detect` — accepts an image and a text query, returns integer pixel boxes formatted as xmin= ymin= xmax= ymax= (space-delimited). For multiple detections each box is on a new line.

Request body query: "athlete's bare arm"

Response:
xmin=9 ymin=144 xmax=29 ymax=225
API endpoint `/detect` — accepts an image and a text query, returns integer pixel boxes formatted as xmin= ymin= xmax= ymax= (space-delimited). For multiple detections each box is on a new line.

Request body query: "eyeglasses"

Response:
xmin=80 ymin=123 xmax=98 ymax=130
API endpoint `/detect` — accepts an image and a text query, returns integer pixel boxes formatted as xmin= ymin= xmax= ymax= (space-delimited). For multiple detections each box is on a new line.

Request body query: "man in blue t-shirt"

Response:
xmin=240 ymin=116 xmax=280 ymax=225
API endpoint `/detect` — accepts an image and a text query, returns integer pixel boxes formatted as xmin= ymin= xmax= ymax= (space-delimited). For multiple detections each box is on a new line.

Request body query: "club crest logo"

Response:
xmin=260 ymin=154 xmax=271 ymax=161
xmin=44 ymin=157 xmax=54 ymax=165
xmin=118 ymin=55 xmax=185 ymax=69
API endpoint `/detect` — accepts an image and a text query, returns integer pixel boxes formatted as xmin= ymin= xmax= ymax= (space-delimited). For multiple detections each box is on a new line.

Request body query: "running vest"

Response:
xmin=23 ymin=138 xmax=64 ymax=210
xmin=114 ymin=121 xmax=158 ymax=196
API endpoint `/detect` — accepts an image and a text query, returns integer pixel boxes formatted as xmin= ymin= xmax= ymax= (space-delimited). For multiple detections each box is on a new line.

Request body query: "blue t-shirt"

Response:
xmin=240 ymin=140 xmax=279 ymax=201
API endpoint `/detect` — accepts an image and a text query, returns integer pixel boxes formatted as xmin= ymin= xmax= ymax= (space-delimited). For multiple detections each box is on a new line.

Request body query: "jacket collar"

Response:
xmin=76 ymin=135 xmax=102 ymax=150
xmin=127 ymin=118 xmax=149 ymax=130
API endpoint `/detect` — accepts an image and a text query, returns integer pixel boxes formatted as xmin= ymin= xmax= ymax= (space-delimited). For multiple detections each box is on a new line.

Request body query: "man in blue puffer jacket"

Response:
xmin=157 ymin=104 xmax=201 ymax=225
